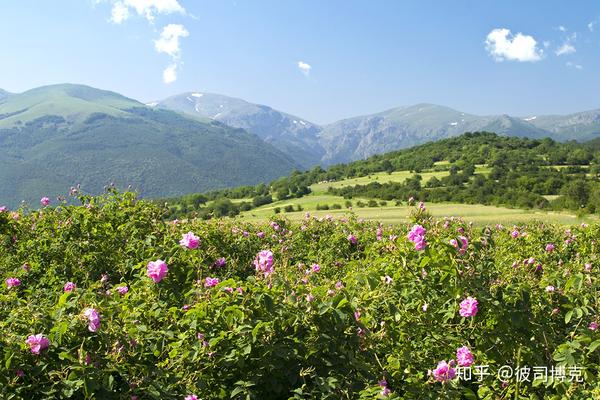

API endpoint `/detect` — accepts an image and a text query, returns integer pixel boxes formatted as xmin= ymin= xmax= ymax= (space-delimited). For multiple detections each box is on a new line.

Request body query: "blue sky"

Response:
xmin=1 ymin=0 xmax=599 ymax=123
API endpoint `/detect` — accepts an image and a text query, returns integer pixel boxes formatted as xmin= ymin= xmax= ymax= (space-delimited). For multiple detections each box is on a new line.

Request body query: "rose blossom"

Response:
xmin=5 ymin=278 xmax=21 ymax=288
xmin=431 ymin=360 xmax=456 ymax=382
xmin=456 ymin=346 xmax=474 ymax=367
xmin=147 ymin=260 xmax=168 ymax=283
xmin=213 ymin=257 xmax=226 ymax=268
xmin=83 ymin=308 xmax=100 ymax=332
xmin=64 ymin=281 xmax=76 ymax=292
xmin=347 ymin=234 xmax=358 ymax=245
xmin=459 ymin=296 xmax=478 ymax=317
xmin=179 ymin=231 xmax=200 ymax=249
xmin=25 ymin=334 xmax=50 ymax=354
xmin=407 ymin=224 xmax=427 ymax=250
xmin=204 ymin=277 xmax=220 ymax=287
xmin=254 ymin=250 xmax=274 ymax=276
xmin=379 ymin=379 xmax=391 ymax=396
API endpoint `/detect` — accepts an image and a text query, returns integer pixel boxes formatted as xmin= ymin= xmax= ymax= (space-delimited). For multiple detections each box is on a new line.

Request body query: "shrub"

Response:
xmin=0 ymin=191 xmax=598 ymax=399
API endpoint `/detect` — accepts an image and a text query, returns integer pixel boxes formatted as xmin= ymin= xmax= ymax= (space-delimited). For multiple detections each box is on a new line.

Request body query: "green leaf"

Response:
xmin=588 ymin=340 xmax=600 ymax=354
xmin=565 ymin=310 xmax=573 ymax=324
xmin=336 ymin=297 xmax=348 ymax=309
xmin=461 ymin=387 xmax=478 ymax=400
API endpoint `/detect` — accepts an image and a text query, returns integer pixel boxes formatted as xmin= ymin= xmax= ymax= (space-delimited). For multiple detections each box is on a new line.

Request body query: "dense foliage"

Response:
xmin=162 ymin=133 xmax=600 ymax=219
xmin=1 ymin=191 xmax=599 ymax=399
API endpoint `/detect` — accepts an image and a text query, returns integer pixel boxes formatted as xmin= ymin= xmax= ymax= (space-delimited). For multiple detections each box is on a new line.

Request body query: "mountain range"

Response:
xmin=0 ymin=84 xmax=297 ymax=207
xmin=0 ymin=83 xmax=598 ymax=207
xmin=154 ymin=93 xmax=600 ymax=167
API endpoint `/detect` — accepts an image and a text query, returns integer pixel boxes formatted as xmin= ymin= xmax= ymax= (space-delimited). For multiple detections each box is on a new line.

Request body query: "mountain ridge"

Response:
xmin=0 ymin=84 xmax=298 ymax=207
xmin=1 ymin=82 xmax=599 ymax=207
xmin=156 ymin=92 xmax=600 ymax=165
xmin=154 ymin=91 xmax=325 ymax=167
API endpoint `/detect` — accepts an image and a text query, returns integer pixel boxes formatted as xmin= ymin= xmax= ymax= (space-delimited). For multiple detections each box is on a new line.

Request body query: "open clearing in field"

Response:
xmin=309 ymin=165 xmax=491 ymax=194
xmin=310 ymin=171 xmax=448 ymax=194
xmin=239 ymin=199 xmax=597 ymax=226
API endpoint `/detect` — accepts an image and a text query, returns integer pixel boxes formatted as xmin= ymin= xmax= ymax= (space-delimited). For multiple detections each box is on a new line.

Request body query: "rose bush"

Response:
xmin=0 ymin=190 xmax=598 ymax=399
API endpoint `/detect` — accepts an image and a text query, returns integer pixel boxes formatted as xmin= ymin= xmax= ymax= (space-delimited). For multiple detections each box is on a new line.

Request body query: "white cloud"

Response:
xmin=154 ymin=24 xmax=189 ymax=84
xmin=555 ymin=32 xmax=577 ymax=56
xmin=485 ymin=28 xmax=543 ymax=62
xmin=558 ymin=25 xmax=566 ymax=32
xmin=297 ymin=61 xmax=312 ymax=75
xmin=555 ymin=43 xmax=576 ymax=56
xmin=110 ymin=1 xmax=130 ymax=23
xmin=94 ymin=1 xmax=189 ymax=84
xmin=542 ymin=41 xmax=550 ymax=48
xmin=109 ymin=0 xmax=185 ymax=24
xmin=154 ymin=24 xmax=189 ymax=58
xmin=163 ymin=63 xmax=178 ymax=83
xmin=566 ymin=61 xmax=583 ymax=70
xmin=589 ymin=21 xmax=597 ymax=32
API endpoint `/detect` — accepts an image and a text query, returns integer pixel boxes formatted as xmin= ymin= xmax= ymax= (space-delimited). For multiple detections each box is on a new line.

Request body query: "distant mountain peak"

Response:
xmin=156 ymin=91 xmax=600 ymax=166
xmin=156 ymin=91 xmax=325 ymax=168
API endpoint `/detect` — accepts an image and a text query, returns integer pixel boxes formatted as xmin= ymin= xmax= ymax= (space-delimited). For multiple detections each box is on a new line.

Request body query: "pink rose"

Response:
xmin=25 ymin=334 xmax=50 ymax=354
xmin=6 ymin=277 xmax=21 ymax=288
xmin=83 ymin=308 xmax=100 ymax=332
xmin=459 ymin=296 xmax=478 ymax=317
xmin=456 ymin=346 xmax=474 ymax=367
xmin=147 ymin=260 xmax=168 ymax=283
xmin=432 ymin=360 xmax=456 ymax=382
xmin=204 ymin=277 xmax=220 ymax=287
xmin=179 ymin=231 xmax=200 ymax=249
xmin=254 ymin=250 xmax=274 ymax=277
xmin=347 ymin=234 xmax=358 ymax=245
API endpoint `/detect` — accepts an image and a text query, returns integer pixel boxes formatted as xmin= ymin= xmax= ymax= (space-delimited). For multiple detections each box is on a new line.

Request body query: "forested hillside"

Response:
xmin=161 ymin=133 xmax=600 ymax=219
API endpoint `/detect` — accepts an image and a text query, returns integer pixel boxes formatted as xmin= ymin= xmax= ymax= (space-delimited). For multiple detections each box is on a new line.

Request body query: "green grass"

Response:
xmin=310 ymin=170 xmax=449 ymax=194
xmin=240 ymin=201 xmax=597 ymax=226
xmin=238 ymin=191 xmax=598 ymax=226
xmin=309 ymin=165 xmax=492 ymax=194
xmin=239 ymin=164 xmax=598 ymax=226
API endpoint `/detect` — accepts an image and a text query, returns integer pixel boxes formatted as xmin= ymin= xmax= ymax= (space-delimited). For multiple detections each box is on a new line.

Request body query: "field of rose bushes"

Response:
xmin=1 ymin=190 xmax=599 ymax=399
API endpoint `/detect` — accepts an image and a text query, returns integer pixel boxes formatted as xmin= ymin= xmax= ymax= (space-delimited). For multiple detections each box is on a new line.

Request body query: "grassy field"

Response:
xmin=309 ymin=165 xmax=493 ymax=194
xmin=310 ymin=171 xmax=448 ymax=194
xmin=238 ymin=196 xmax=597 ymax=226
xmin=235 ymin=164 xmax=598 ymax=226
